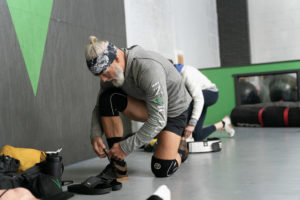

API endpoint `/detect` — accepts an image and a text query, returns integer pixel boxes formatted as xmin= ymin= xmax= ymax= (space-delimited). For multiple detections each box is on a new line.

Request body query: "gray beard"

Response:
xmin=112 ymin=66 xmax=125 ymax=87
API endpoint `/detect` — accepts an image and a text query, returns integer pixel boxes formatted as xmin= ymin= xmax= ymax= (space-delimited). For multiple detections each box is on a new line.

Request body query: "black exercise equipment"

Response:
xmin=231 ymin=102 xmax=300 ymax=127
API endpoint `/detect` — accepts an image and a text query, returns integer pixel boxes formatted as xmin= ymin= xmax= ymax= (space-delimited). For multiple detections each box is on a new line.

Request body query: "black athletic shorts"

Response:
xmin=163 ymin=108 xmax=189 ymax=136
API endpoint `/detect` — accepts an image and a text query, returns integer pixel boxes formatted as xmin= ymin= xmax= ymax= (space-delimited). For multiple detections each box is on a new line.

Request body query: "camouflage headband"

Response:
xmin=86 ymin=42 xmax=117 ymax=76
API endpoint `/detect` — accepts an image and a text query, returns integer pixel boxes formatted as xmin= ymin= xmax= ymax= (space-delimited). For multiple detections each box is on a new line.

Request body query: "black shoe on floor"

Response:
xmin=99 ymin=160 xmax=128 ymax=182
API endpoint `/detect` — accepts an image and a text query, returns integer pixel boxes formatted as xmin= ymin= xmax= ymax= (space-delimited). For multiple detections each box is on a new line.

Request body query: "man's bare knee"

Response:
xmin=154 ymin=131 xmax=181 ymax=159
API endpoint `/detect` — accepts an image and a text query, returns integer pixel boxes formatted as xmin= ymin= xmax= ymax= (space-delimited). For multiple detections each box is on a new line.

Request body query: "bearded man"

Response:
xmin=85 ymin=36 xmax=191 ymax=180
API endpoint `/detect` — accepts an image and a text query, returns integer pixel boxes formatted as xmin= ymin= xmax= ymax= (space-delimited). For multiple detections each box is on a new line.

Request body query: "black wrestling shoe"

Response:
xmin=67 ymin=150 xmax=126 ymax=195
xmin=99 ymin=160 xmax=129 ymax=182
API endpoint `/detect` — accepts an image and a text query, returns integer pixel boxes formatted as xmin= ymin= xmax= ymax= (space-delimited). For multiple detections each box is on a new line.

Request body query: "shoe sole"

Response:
xmin=68 ymin=184 xmax=112 ymax=195
xmin=111 ymin=180 xmax=122 ymax=191
xmin=117 ymin=176 xmax=129 ymax=182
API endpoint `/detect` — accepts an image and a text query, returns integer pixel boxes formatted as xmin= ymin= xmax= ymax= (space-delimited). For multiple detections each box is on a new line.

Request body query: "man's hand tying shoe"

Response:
xmin=92 ymin=137 xmax=107 ymax=158
xmin=109 ymin=143 xmax=126 ymax=160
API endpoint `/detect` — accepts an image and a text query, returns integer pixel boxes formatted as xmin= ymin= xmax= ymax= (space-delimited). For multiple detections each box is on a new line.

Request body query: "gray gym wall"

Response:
xmin=172 ymin=0 xmax=220 ymax=68
xmin=124 ymin=0 xmax=220 ymax=69
xmin=0 ymin=0 xmax=127 ymax=165
xmin=248 ymin=0 xmax=300 ymax=64
xmin=124 ymin=0 xmax=176 ymax=61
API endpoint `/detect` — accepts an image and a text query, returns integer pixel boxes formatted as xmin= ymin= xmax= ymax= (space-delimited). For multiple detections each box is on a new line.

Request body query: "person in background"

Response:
xmin=174 ymin=63 xmax=235 ymax=141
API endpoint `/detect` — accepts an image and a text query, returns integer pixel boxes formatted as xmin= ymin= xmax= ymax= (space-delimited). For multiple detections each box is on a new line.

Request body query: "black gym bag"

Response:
xmin=0 ymin=154 xmax=73 ymax=200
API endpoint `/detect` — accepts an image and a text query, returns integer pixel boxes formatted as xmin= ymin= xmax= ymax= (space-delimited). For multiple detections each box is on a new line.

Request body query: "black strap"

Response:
xmin=0 ymin=189 xmax=9 ymax=198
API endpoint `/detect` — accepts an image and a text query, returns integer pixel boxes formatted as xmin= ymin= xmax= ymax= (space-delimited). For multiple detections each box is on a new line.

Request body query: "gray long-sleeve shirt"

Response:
xmin=90 ymin=45 xmax=192 ymax=155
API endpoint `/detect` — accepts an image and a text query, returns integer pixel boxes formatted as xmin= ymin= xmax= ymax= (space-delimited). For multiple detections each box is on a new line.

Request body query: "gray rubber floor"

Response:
xmin=63 ymin=127 xmax=300 ymax=200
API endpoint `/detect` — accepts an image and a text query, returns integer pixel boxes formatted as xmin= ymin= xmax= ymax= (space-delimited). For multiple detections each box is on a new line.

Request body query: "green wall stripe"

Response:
xmin=201 ymin=61 xmax=300 ymax=126
xmin=7 ymin=0 xmax=53 ymax=95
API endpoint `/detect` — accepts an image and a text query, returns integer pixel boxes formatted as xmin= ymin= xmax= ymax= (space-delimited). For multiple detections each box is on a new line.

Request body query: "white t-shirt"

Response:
xmin=179 ymin=65 xmax=218 ymax=126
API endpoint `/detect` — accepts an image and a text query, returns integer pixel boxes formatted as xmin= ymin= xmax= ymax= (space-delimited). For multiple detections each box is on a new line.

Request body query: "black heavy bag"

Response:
xmin=231 ymin=105 xmax=300 ymax=127
xmin=230 ymin=105 xmax=262 ymax=126
xmin=262 ymin=107 xmax=286 ymax=127
xmin=289 ymin=107 xmax=300 ymax=126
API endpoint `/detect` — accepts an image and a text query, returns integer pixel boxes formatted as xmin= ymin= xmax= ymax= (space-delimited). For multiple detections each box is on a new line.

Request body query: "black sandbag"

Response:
xmin=262 ymin=107 xmax=285 ymax=127
xmin=230 ymin=105 xmax=262 ymax=126
xmin=231 ymin=104 xmax=300 ymax=127
xmin=288 ymin=107 xmax=300 ymax=127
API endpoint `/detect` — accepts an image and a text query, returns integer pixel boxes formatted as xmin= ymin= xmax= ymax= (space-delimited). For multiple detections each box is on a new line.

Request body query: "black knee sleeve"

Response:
xmin=99 ymin=89 xmax=127 ymax=116
xmin=151 ymin=156 xmax=178 ymax=177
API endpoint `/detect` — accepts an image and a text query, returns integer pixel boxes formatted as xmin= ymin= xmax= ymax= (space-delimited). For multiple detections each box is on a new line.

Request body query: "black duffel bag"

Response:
xmin=0 ymin=153 xmax=73 ymax=200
